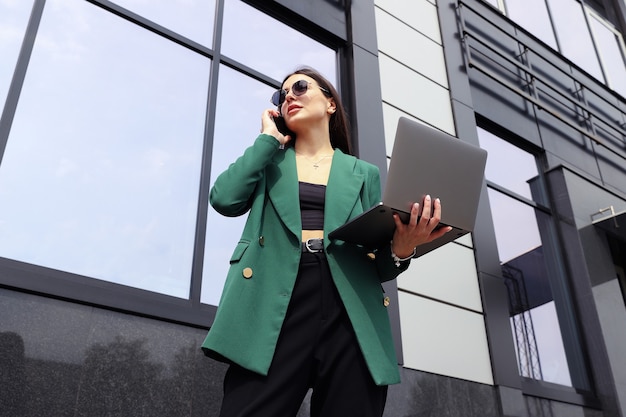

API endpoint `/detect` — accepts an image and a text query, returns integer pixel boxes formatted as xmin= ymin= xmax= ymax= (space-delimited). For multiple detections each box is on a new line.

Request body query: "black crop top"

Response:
xmin=299 ymin=181 xmax=325 ymax=230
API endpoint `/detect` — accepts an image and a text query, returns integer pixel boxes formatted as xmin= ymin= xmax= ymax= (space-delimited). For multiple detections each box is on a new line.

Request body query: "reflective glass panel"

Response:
xmin=0 ymin=0 xmax=34 ymax=108
xmin=0 ymin=0 xmax=210 ymax=298
xmin=488 ymin=188 xmax=572 ymax=386
xmin=109 ymin=0 xmax=216 ymax=47
xmin=589 ymin=13 xmax=626 ymax=98
xmin=477 ymin=128 xmax=538 ymax=200
xmin=547 ymin=0 xmax=604 ymax=81
xmin=200 ymin=66 xmax=272 ymax=305
xmin=504 ymin=0 xmax=557 ymax=49
xmin=221 ymin=0 xmax=336 ymax=84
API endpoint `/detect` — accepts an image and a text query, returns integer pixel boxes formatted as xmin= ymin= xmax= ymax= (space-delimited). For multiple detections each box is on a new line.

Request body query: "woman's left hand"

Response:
xmin=391 ymin=195 xmax=452 ymax=258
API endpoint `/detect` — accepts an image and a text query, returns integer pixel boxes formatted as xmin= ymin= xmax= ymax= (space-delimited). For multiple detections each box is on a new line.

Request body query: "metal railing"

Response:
xmin=502 ymin=264 xmax=544 ymax=381
xmin=457 ymin=0 xmax=626 ymax=161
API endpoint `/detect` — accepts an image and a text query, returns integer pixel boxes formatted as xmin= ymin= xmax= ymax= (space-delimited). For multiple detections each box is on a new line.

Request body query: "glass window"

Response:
xmin=487 ymin=188 xmax=542 ymax=263
xmin=0 ymin=0 xmax=210 ymax=298
xmin=547 ymin=0 xmax=604 ymax=81
xmin=221 ymin=0 xmax=336 ymax=84
xmin=478 ymin=128 xmax=580 ymax=387
xmin=478 ymin=128 xmax=538 ymax=200
xmin=109 ymin=0 xmax=216 ymax=47
xmin=588 ymin=11 xmax=626 ymax=98
xmin=504 ymin=0 xmax=558 ymax=49
xmin=488 ymin=189 xmax=571 ymax=386
xmin=200 ymin=66 xmax=273 ymax=305
xmin=0 ymin=1 xmax=34 ymax=108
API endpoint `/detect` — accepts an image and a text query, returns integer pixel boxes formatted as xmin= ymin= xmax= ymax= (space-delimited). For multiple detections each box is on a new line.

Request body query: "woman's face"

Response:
xmin=280 ymin=74 xmax=335 ymax=133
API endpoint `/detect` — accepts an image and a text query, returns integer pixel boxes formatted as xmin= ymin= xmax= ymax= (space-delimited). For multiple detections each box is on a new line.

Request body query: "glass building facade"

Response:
xmin=1 ymin=0 xmax=625 ymax=416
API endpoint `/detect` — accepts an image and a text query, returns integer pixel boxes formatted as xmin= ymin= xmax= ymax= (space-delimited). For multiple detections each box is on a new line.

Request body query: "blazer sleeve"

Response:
xmin=210 ymin=134 xmax=281 ymax=217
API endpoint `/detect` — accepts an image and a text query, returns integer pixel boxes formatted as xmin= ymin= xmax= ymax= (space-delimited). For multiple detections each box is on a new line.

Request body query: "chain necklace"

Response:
xmin=296 ymin=152 xmax=333 ymax=169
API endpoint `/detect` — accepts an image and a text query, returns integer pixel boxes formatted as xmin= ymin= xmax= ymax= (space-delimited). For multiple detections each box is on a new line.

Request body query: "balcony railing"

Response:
xmin=457 ymin=0 xmax=626 ymax=161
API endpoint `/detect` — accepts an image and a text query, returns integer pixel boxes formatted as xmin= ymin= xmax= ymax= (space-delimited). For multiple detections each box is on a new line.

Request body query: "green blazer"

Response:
xmin=201 ymin=134 xmax=406 ymax=385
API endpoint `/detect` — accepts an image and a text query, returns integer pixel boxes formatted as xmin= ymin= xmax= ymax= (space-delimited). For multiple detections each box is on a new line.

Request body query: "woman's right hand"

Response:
xmin=391 ymin=195 xmax=452 ymax=258
xmin=261 ymin=109 xmax=292 ymax=146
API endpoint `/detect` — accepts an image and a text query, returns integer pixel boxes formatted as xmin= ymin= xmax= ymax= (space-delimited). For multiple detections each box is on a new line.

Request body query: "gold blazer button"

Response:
xmin=242 ymin=267 xmax=253 ymax=279
xmin=258 ymin=236 xmax=265 ymax=246
xmin=383 ymin=296 xmax=390 ymax=307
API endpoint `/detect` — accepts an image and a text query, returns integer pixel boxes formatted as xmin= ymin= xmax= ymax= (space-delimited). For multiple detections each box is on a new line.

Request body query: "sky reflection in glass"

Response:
xmin=0 ymin=0 xmax=210 ymax=298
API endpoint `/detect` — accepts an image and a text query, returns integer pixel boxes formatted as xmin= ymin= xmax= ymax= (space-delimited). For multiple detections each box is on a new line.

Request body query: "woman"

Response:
xmin=202 ymin=67 xmax=451 ymax=417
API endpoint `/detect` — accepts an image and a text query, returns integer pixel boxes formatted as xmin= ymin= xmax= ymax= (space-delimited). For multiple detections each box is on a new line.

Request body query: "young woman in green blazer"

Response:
xmin=202 ymin=67 xmax=451 ymax=417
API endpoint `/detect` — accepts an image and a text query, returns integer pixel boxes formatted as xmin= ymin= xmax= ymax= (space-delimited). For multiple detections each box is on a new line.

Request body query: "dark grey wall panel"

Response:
xmin=526 ymin=396 xmax=604 ymax=417
xmin=451 ymin=99 xmax=480 ymax=145
xmin=348 ymin=0 xmax=378 ymax=55
xmin=594 ymin=144 xmax=626 ymax=196
xmin=438 ymin=0 xmax=474 ymax=107
xmin=536 ymin=114 xmax=603 ymax=179
xmin=348 ymin=43 xmax=386 ymax=171
xmin=478 ymin=272 xmax=523 ymax=388
xmin=470 ymin=74 xmax=543 ymax=148
xmin=386 ymin=367 xmax=499 ymax=417
xmin=346 ymin=0 xmax=384 ymax=169
xmin=560 ymin=169 xmax=626 ymax=228
xmin=552 ymin=168 xmax=626 ymax=417
xmin=0 ymin=287 xmax=506 ymax=417
xmin=264 ymin=0 xmax=347 ymax=41
xmin=0 ymin=288 xmax=227 ymax=417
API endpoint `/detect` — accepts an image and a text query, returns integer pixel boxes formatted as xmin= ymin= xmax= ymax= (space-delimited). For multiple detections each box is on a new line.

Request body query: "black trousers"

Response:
xmin=219 ymin=251 xmax=388 ymax=417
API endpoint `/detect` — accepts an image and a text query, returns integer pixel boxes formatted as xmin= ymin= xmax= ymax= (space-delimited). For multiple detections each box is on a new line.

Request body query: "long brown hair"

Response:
xmin=280 ymin=67 xmax=352 ymax=155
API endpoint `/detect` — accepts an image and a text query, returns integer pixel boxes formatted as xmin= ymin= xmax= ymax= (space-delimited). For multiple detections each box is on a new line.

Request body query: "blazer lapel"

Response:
xmin=267 ymin=147 xmax=301 ymax=239
xmin=325 ymin=150 xmax=365 ymax=236
xmin=267 ymin=148 xmax=366 ymax=242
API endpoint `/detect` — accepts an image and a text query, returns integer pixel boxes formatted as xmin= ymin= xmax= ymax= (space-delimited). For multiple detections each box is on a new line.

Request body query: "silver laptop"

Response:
xmin=328 ymin=117 xmax=487 ymax=257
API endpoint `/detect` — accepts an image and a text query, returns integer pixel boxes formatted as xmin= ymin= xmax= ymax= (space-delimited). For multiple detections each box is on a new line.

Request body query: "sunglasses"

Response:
xmin=271 ymin=79 xmax=330 ymax=107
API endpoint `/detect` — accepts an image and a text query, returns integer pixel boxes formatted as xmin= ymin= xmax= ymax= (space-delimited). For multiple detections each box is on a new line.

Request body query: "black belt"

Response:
xmin=302 ymin=238 xmax=324 ymax=253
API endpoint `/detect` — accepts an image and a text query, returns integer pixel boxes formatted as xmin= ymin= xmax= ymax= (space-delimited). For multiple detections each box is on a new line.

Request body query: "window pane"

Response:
xmin=200 ymin=66 xmax=272 ymax=305
xmin=488 ymin=188 xmax=541 ymax=263
xmin=0 ymin=0 xmax=210 ymax=298
xmin=488 ymin=188 xmax=572 ymax=386
xmin=108 ymin=0 xmax=216 ymax=47
xmin=477 ymin=128 xmax=538 ymax=200
xmin=0 ymin=1 xmax=34 ymax=107
xmin=221 ymin=0 xmax=336 ymax=84
xmin=504 ymin=0 xmax=557 ymax=49
xmin=547 ymin=0 xmax=604 ymax=81
xmin=589 ymin=13 xmax=626 ymax=97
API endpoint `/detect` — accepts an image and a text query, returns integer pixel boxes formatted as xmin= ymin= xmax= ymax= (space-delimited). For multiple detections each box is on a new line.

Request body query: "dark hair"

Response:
xmin=280 ymin=67 xmax=352 ymax=155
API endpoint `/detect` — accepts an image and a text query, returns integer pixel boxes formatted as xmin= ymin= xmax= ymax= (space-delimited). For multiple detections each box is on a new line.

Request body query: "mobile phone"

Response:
xmin=273 ymin=115 xmax=290 ymax=136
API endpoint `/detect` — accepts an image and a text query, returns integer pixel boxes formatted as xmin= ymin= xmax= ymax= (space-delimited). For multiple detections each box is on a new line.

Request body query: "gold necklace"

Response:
xmin=296 ymin=153 xmax=333 ymax=169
